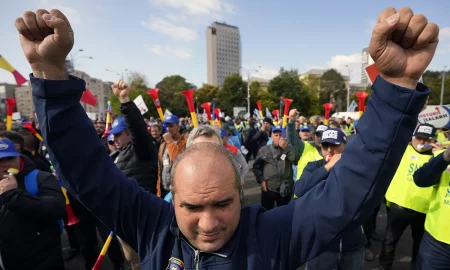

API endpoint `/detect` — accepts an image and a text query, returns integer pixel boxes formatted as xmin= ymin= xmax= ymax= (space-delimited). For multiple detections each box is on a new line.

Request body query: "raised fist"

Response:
xmin=289 ymin=109 xmax=299 ymax=123
xmin=15 ymin=9 xmax=73 ymax=80
xmin=369 ymin=7 xmax=439 ymax=89
xmin=112 ymin=80 xmax=131 ymax=103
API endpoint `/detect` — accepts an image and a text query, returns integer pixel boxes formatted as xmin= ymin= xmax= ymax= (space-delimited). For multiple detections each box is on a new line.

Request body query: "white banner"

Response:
xmin=134 ymin=95 xmax=148 ymax=115
xmin=418 ymin=105 xmax=450 ymax=128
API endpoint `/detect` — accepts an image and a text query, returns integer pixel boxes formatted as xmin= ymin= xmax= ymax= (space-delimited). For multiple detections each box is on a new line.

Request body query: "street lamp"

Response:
xmin=241 ymin=66 xmax=261 ymax=114
xmin=345 ymin=65 xmax=352 ymax=111
xmin=68 ymin=49 xmax=93 ymax=71
xmin=441 ymin=66 xmax=447 ymax=105
xmin=105 ymin=69 xmax=129 ymax=80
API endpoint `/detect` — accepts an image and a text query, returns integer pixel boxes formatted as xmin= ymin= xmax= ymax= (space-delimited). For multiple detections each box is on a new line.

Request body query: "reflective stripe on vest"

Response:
xmin=385 ymin=145 xmax=435 ymax=214
xmin=424 ymin=167 xmax=450 ymax=244
xmin=296 ymin=142 xmax=322 ymax=181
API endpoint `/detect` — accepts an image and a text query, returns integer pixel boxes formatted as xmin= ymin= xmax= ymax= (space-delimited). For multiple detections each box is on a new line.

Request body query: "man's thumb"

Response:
xmin=369 ymin=13 xmax=400 ymax=59
xmin=43 ymin=14 xmax=72 ymax=47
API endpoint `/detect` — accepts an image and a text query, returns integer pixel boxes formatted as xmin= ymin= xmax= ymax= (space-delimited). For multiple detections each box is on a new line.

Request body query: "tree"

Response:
xmin=423 ymin=70 xmax=450 ymax=105
xmin=216 ymin=73 xmax=248 ymax=116
xmin=110 ymin=72 xmax=157 ymax=118
xmin=302 ymin=75 xmax=321 ymax=116
xmin=195 ymin=84 xmax=219 ymax=106
xmin=319 ymin=69 xmax=347 ymax=113
xmin=267 ymin=68 xmax=311 ymax=116
xmin=155 ymin=75 xmax=196 ymax=117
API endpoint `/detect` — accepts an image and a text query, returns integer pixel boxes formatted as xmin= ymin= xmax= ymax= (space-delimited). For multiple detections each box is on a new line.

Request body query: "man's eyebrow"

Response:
xmin=179 ymin=197 xmax=234 ymax=208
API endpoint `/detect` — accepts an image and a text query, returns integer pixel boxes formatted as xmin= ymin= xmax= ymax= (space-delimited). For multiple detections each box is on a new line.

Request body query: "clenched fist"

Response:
xmin=369 ymin=7 xmax=439 ymax=89
xmin=112 ymin=80 xmax=131 ymax=103
xmin=15 ymin=9 xmax=73 ymax=80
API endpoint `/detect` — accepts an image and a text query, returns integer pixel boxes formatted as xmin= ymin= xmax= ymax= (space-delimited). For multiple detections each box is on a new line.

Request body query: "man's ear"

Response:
xmin=14 ymin=144 xmax=21 ymax=152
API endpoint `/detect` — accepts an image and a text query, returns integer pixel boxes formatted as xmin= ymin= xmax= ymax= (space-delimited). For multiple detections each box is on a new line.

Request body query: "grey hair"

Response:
xmin=170 ymin=142 xmax=243 ymax=203
xmin=186 ymin=125 xmax=223 ymax=147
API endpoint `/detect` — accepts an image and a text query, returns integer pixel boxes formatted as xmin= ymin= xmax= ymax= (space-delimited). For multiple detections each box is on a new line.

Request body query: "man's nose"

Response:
xmin=198 ymin=212 xmax=219 ymax=233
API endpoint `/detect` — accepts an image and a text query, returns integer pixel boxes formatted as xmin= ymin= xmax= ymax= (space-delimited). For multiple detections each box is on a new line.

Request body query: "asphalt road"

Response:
xmin=63 ymin=162 xmax=414 ymax=270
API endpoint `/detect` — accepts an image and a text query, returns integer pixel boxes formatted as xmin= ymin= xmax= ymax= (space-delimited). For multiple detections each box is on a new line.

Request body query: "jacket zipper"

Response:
xmin=180 ymin=238 xmax=227 ymax=269
xmin=339 ymin=238 xmax=343 ymax=252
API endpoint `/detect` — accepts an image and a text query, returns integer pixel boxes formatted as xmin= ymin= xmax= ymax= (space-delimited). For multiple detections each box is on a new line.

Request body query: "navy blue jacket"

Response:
xmin=32 ymin=75 xmax=428 ymax=270
xmin=294 ymin=159 xmax=366 ymax=252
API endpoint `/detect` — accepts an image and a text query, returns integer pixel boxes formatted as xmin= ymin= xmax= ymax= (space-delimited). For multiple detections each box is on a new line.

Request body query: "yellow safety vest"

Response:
xmin=424 ymin=167 xmax=450 ymax=244
xmin=344 ymin=124 xmax=353 ymax=135
xmin=296 ymin=142 xmax=322 ymax=181
xmin=385 ymin=145 xmax=435 ymax=214
xmin=437 ymin=131 xmax=446 ymax=143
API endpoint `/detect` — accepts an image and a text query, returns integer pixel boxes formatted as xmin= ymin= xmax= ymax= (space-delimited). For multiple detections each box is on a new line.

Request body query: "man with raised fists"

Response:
xmin=15 ymin=7 xmax=439 ymax=270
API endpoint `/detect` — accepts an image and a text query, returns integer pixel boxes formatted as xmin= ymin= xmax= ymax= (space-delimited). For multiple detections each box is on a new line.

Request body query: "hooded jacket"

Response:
xmin=0 ymin=155 xmax=66 ymax=270
xmin=32 ymin=75 xmax=429 ymax=269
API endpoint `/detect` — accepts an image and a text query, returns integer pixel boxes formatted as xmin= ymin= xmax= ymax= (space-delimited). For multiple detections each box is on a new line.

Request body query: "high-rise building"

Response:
xmin=361 ymin=47 xmax=374 ymax=86
xmin=206 ymin=22 xmax=241 ymax=87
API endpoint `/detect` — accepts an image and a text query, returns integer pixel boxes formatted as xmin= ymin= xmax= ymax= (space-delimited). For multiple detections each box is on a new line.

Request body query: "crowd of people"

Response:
xmin=0 ymin=5 xmax=448 ymax=270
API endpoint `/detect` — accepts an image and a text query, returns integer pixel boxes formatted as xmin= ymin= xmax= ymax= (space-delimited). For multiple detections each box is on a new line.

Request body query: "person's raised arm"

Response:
xmin=255 ymin=7 xmax=438 ymax=269
xmin=16 ymin=8 xmax=172 ymax=254
xmin=286 ymin=109 xmax=305 ymax=157
xmin=112 ymin=80 xmax=157 ymax=160
xmin=414 ymin=148 xmax=450 ymax=187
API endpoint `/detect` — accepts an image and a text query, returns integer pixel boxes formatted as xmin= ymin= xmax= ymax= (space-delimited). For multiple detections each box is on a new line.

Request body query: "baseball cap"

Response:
xmin=272 ymin=125 xmax=282 ymax=133
xmin=164 ymin=115 xmax=179 ymax=125
xmin=107 ymin=134 xmax=114 ymax=142
xmin=220 ymin=128 xmax=228 ymax=137
xmin=314 ymin=125 xmax=328 ymax=134
xmin=106 ymin=117 xmax=127 ymax=135
xmin=299 ymin=125 xmax=311 ymax=132
xmin=413 ymin=124 xmax=436 ymax=140
xmin=320 ymin=128 xmax=347 ymax=145
xmin=0 ymin=139 xmax=20 ymax=159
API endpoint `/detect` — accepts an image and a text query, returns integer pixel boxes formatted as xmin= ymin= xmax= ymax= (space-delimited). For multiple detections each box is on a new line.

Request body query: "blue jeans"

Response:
xmin=306 ymin=247 xmax=365 ymax=270
xmin=416 ymin=231 xmax=450 ymax=270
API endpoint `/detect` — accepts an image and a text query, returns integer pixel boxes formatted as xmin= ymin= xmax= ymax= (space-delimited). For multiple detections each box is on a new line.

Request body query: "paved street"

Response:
xmin=64 ymin=162 xmax=414 ymax=270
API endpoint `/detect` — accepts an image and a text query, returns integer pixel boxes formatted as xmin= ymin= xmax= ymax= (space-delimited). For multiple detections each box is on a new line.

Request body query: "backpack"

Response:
xmin=24 ymin=169 xmax=64 ymax=233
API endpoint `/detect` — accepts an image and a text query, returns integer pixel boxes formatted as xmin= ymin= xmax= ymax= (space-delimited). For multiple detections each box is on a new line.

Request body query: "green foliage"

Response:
xmin=422 ymin=70 xmax=450 ymax=105
xmin=195 ymin=84 xmax=219 ymax=105
xmin=319 ymin=69 xmax=347 ymax=113
xmin=155 ymin=75 xmax=196 ymax=117
xmin=267 ymin=68 xmax=311 ymax=116
xmin=216 ymin=73 xmax=248 ymax=115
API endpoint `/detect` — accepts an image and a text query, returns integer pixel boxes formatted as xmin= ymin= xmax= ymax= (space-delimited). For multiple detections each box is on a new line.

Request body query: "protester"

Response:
xmin=251 ymin=117 xmax=272 ymax=153
xmin=414 ymin=144 xmax=450 ymax=270
xmin=18 ymin=6 xmax=438 ymax=269
xmin=150 ymin=124 xmax=163 ymax=149
xmin=294 ymin=128 xmax=366 ymax=269
xmin=0 ymin=138 xmax=66 ymax=269
xmin=379 ymin=123 xmax=442 ymax=269
xmin=253 ymin=125 xmax=300 ymax=209
xmin=157 ymin=114 xmax=186 ymax=198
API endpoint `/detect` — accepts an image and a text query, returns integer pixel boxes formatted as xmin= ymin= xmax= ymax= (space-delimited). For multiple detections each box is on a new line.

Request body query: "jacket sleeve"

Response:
xmin=121 ymin=101 xmax=157 ymax=160
xmin=286 ymin=122 xmax=304 ymax=158
xmin=31 ymin=75 xmax=173 ymax=255
xmin=252 ymin=148 xmax=266 ymax=183
xmin=414 ymin=153 xmax=449 ymax=187
xmin=1 ymin=172 xmax=65 ymax=220
xmin=283 ymin=144 xmax=299 ymax=164
xmin=235 ymin=150 xmax=249 ymax=181
xmin=251 ymin=130 xmax=264 ymax=142
xmin=255 ymin=76 xmax=430 ymax=269
xmin=293 ymin=162 xmax=329 ymax=198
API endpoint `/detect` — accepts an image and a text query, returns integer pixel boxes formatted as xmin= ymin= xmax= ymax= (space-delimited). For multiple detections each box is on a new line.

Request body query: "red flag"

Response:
xmin=365 ymin=64 xmax=380 ymax=85
xmin=81 ymin=89 xmax=97 ymax=106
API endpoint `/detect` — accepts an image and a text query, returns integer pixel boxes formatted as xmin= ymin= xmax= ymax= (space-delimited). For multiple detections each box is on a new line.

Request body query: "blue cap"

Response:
xmin=106 ymin=117 xmax=127 ymax=135
xmin=272 ymin=125 xmax=282 ymax=133
xmin=299 ymin=125 xmax=311 ymax=132
xmin=164 ymin=115 xmax=179 ymax=125
xmin=0 ymin=139 xmax=20 ymax=159
xmin=320 ymin=128 xmax=347 ymax=145
xmin=220 ymin=128 xmax=228 ymax=137
xmin=107 ymin=134 xmax=114 ymax=142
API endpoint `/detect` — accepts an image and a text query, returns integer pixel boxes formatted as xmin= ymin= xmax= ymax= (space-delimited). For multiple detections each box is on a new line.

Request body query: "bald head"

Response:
xmin=171 ymin=142 xmax=242 ymax=197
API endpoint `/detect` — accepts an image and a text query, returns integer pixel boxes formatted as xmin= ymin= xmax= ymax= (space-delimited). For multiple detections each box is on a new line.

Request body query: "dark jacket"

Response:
xmin=114 ymin=102 xmax=158 ymax=194
xmin=0 ymin=155 xmax=66 ymax=270
xmin=294 ymin=159 xmax=366 ymax=252
xmin=251 ymin=129 xmax=270 ymax=153
xmin=253 ymin=144 xmax=299 ymax=193
xmin=22 ymin=149 xmax=51 ymax=173
xmin=244 ymin=126 xmax=258 ymax=152
xmin=32 ymin=75 xmax=429 ymax=269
